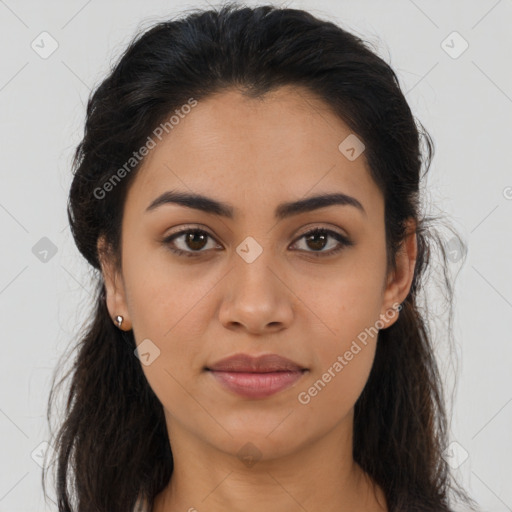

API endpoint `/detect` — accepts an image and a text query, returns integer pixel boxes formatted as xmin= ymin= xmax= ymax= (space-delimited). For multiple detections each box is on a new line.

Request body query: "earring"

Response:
xmin=115 ymin=315 xmax=124 ymax=329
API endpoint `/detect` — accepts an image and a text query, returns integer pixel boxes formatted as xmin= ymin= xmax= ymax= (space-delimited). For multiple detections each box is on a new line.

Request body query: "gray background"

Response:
xmin=1 ymin=0 xmax=511 ymax=510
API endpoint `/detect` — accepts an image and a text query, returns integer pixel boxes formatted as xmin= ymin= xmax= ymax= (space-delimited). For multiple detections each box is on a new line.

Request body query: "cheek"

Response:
xmin=123 ymin=237 xmax=214 ymax=336
xmin=291 ymin=258 xmax=385 ymax=415
xmin=295 ymin=278 xmax=380 ymax=422
xmin=122 ymin=246 xmax=217 ymax=394
xmin=297 ymin=342 xmax=377 ymax=425
xmin=291 ymin=225 xmax=387 ymax=330
xmin=294 ymin=257 xmax=386 ymax=347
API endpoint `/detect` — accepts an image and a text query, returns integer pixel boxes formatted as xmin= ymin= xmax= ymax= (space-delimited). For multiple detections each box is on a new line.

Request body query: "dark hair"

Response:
xmin=44 ymin=3 xmax=479 ymax=511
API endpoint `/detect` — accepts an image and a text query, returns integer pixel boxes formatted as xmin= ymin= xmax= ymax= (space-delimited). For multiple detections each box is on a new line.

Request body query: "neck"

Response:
xmin=152 ymin=414 xmax=387 ymax=512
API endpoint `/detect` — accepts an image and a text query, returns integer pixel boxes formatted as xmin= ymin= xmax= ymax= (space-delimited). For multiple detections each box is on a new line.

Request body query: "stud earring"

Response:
xmin=115 ymin=315 xmax=124 ymax=329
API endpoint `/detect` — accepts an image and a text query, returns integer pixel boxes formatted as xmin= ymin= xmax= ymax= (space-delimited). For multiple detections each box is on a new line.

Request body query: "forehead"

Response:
xmin=125 ymin=86 xmax=382 ymax=220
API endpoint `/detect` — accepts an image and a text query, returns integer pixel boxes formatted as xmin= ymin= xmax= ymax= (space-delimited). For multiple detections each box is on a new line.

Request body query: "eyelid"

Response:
xmin=162 ymin=224 xmax=353 ymax=258
xmin=164 ymin=223 xmax=349 ymax=241
xmin=162 ymin=225 xmax=221 ymax=255
xmin=292 ymin=223 xmax=349 ymax=241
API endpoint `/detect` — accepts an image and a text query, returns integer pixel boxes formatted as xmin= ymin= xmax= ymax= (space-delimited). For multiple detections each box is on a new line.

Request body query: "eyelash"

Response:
xmin=162 ymin=226 xmax=354 ymax=259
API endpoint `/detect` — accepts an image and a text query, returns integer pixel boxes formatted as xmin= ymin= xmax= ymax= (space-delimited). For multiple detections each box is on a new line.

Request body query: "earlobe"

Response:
xmin=379 ymin=219 xmax=418 ymax=330
xmin=97 ymin=236 xmax=132 ymax=331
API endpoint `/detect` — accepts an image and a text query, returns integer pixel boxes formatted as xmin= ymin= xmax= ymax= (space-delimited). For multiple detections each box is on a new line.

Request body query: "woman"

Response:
xmin=44 ymin=3 xmax=478 ymax=511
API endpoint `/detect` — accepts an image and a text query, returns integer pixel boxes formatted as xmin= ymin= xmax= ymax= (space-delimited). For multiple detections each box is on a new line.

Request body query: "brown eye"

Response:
xmin=291 ymin=228 xmax=353 ymax=257
xmin=305 ymin=231 xmax=329 ymax=251
xmin=163 ymin=226 xmax=353 ymax=259
xmin=182 ymin=231 xmax=209 ymax=251
xmin=163 ymin=228 xmax=220 ymax=258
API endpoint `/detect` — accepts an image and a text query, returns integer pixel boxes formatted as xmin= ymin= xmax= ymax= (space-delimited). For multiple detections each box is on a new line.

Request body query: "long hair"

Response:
xmin=43 ymin=3 xmax=479 ymax=511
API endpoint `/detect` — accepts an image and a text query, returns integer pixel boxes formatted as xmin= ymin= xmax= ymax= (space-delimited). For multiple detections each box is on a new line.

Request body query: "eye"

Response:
xmin=290 ymin=227 xmax=354 ymax=257
xmin=163 ymin=228 xmax=220 ymax=258
xmin=162 ymin=226 xmax=353 ymax=258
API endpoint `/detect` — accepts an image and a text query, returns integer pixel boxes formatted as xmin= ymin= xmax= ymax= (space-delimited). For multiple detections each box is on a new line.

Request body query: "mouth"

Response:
xmin=205 ymin=353 xmax=308 ymax=399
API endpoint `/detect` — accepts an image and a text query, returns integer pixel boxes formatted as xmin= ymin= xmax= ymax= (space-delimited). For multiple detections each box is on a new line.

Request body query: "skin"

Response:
xmin=98 ymin=85 xmax=417 ymax=512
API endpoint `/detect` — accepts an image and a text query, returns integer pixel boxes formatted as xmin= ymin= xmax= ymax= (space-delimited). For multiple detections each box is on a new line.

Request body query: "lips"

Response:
xmin=206 ymin=353 xmax=306 ymax=373
xmin=206 ymin=353 xmax=307 ymax=399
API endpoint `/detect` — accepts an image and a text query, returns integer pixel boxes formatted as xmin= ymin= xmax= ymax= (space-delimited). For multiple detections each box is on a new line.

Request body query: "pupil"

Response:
xmin=307 ymin=233 xmax=327 ymax=251
xmin=187 ymin=232 xmax=207 ymax=250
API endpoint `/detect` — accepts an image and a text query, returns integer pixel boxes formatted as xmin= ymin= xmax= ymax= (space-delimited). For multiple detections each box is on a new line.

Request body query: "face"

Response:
xmin=99 ymin=85 xmax=416 ymax=462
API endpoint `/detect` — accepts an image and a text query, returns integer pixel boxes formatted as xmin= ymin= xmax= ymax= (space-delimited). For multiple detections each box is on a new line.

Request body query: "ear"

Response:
xmin=378 ymin=218 xmax=418 ymax=329
xmin=97 ymin=235 xmax=132 ymax=331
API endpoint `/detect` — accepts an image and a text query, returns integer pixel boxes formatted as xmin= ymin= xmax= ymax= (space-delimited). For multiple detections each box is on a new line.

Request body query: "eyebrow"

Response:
xmin=145 ymin=190 xmax=366 ymax=219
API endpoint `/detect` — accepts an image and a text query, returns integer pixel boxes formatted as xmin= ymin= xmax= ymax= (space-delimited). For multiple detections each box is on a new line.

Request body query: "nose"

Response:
xmin=218 ymin=248 xmax=294 ymax=335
